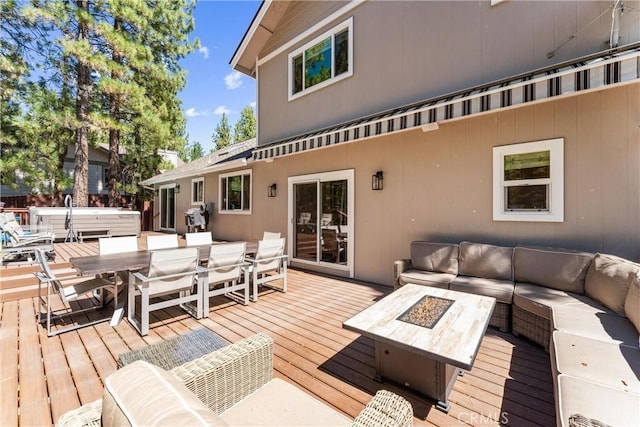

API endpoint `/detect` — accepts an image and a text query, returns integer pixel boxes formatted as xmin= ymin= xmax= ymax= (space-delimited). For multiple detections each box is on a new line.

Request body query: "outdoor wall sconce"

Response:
xmin=174 ymin=184 xmax=180 ymax=194
xmin=268 ymin=183 xmax=277 ymax=197
xmin=372 ymin=171 xmax=384 ymax=191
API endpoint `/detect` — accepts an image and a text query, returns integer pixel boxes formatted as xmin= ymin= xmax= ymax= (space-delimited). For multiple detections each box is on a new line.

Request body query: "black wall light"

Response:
xmin=268 ymin=183 xmax=277 ymax=197
xmin=372 ymin=171 xmax=383 ymax=190
xmin=174 ymin=184 xmax=180 ymax=194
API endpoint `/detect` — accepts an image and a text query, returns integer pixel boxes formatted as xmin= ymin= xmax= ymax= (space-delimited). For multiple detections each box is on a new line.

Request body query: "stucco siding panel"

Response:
xmin=256 ymin=0 xmax=640 ymax=146
xmin=261 ymin=1 xmax=349 ymax=57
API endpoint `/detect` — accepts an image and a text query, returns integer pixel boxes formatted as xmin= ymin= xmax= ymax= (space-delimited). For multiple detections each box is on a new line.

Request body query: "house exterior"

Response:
xmin=147 ymin=0 xmax=639 ymax=286
xmin=1 ymin=144 xmax=181 ymax=208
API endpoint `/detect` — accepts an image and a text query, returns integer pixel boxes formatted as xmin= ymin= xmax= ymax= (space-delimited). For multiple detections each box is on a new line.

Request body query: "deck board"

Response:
xmin=1 ymin=240 xmax=556 ymax=426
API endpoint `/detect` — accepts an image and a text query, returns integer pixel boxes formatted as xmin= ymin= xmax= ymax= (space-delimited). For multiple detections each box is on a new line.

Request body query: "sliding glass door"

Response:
xmin=159 ymin=185 xmax=176 ymax=230
xmin=289 ymin=170 xmax=354 ymax=277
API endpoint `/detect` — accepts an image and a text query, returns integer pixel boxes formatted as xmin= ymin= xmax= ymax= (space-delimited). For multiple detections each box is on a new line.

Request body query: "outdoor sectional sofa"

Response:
xmin=58 ymin=333 xmax=414 ymax=427
xmin=394 ymin=241 xmax=640 ymax=427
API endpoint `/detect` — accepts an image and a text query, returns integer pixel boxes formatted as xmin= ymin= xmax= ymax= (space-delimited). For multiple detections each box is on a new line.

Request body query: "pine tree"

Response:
xmin=233 ymin=105 xmax=256 ymax=143
xmin=212 ymin=113 xmax=232 ymax=150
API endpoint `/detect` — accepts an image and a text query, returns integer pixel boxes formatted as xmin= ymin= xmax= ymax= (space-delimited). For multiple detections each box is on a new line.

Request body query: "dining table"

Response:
xmin=68 ymin=241 xmax=259 ymax=326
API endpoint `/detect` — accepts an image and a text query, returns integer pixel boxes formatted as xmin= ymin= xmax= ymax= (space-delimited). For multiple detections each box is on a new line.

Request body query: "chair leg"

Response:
xmin=252 ymin=269 xmax=259 ymax=302
xmin=140 ymin=287 xmax=149 ymax=336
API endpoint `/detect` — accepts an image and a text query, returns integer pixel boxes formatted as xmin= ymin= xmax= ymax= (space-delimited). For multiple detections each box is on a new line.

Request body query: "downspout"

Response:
xmin=610 ymin=0 xmax=623 ymax=48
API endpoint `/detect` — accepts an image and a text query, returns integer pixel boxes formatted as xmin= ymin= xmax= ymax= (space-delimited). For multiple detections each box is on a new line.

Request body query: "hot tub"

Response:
xmin=29 ymin=207 xmax=140 ymax=241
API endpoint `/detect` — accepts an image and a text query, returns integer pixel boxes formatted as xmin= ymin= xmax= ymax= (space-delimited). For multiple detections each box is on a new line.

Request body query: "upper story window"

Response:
xmin=493 ymin=138 xmax=564 ymax=222
xmin=219 ymin=169 xmax=252 ymax=214
xmin=191 ymin=177 xmax=204 ymax=205
xmin=288 ymin=17 xmax=353 ymax=101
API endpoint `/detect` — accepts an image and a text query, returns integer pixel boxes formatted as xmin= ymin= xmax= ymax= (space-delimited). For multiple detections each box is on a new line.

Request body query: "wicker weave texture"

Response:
xmin=393 ymin=259 xmax=411 ymax=290
xmin=57 ymin=399 xmax=102 ymax=427
xmin=170 ymin=332 xmax=274 ymax=415
xmin=512 ymin=305 xmax=550 ymax=350
xmin=117 ymin=328 xmax=229 ymax=371
xmin=352 ymin=390 xmax=414 ymax=427
xmin=489 ymin=302 xmax=511 ymax=333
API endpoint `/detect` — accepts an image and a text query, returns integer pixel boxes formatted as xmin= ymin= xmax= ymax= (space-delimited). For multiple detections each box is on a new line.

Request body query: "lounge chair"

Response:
xmin=1 ymin=215 xmax=55 ymax=264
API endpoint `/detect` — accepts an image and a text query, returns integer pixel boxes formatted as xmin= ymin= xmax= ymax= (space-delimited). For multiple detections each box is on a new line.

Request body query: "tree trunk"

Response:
xmin=73 ymin=0 xmax=90 ymax=207
xmin=108 ymin=18 xmax=122 ymax=207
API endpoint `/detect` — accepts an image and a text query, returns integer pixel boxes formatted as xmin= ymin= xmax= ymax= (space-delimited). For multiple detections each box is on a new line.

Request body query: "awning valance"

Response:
xmin=253 ymin=44 xmax=640 ymax=162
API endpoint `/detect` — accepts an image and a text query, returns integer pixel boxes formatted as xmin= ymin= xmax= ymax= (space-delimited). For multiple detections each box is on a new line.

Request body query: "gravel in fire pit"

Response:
xmin=398 ymin=296 xmax=454 ymax=328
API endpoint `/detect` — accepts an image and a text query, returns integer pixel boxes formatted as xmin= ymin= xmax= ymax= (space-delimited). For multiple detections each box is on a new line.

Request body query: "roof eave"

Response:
xmin=230 ymin=1 xmax=271 ymax=77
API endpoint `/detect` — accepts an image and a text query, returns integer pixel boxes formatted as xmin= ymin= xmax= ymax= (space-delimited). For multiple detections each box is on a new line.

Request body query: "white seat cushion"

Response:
xmin=220 ymin=378 xmax=351 ymax=426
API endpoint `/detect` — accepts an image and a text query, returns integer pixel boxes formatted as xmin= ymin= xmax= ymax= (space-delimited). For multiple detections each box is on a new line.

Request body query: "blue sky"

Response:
xmin=179 ymin=1 xmax=261 ymax=153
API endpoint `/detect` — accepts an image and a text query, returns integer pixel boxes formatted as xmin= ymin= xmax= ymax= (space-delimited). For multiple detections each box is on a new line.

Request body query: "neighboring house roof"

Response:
xmin=251 ymin=43 xmax=640 ymax=162
xmin=141 ymin=138 xmax=257 ymax=186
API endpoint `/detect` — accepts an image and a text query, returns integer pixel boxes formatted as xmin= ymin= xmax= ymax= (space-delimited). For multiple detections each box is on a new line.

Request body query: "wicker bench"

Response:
xmin=58 ymin=332 xmax=414 ymax=427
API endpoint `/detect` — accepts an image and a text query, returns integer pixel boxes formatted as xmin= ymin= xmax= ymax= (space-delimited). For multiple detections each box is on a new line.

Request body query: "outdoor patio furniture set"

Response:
xmin=0 ymin=212 xmax=55 ymax=264
xmin=394 ymin=241 xmax=640 ymax=427
xmin=57 ymin=332 xmax=415 ymax=427
xmin=34 ymin=232 xmax=288 ymax=337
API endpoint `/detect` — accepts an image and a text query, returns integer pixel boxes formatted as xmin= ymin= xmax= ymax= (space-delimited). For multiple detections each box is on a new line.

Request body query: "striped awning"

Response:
xmin=253 ymin=43 xmax=640 ymax=161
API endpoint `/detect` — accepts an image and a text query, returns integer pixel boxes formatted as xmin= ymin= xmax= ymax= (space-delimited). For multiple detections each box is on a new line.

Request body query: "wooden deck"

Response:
xmin=0 ymin=237 xmax=555 ymax=426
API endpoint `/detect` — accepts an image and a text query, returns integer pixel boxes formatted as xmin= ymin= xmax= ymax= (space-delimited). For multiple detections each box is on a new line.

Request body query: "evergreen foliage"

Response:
xmin=1 ymin=0 xmax=197 ymax=206
xmin=212 ymin=112 xmax=231 ymax=151
xmin=233 ymin=105 xmax=256 ymax=143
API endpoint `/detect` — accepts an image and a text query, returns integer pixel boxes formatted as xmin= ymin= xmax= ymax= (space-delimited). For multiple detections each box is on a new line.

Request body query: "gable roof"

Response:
xmin=141 ymin=138 xmax=256 ymax=186
xmin=230 ymin=1 xmax=289 ymax=77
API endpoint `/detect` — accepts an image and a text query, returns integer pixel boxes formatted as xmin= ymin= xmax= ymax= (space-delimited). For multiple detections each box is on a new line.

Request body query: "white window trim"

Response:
xmin=287 ymin=169 xmax=355 ymax=278
xmin=287 ymin=17 xmax=353 ymax=101
xmin=191 ymin=177 xmax=204 ymax=205
xmin=493 ymin=138 xmax=564 ymax=222
xmin=218 ymin=169 xmax=252 ymax=215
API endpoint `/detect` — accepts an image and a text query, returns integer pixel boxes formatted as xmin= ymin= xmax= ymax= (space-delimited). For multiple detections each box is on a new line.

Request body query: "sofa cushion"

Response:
xmin=220 ymin=378 xmax=351 ymax=426
xmin=102 ymin=360 xmax=226 ymax=427
xmin=555 ymin=374 xmax=639 ymax=427
xmin=551 ymin=331 xmax=640 ymax=393
xmin=410 ymin=241 xmax=458 ymax=274
xmin=458 ymin=241 xmax=513 ymax=280
xmin=398 ymin=270 xmax=455 ymax=289
xmin=626 ymin=272 xmax=640 ymax=335
xmin=551 ymin=305 xmax=639 ymax=348
xmin=513 ymin=283 xmax=587 ymax=320
xmin=585 ymin=253 xmax=640 ymax=316
xmin=449 ymin=276 xmax=514 ymax=304
xmin=514 ymin=246 xmax=593 ymax=293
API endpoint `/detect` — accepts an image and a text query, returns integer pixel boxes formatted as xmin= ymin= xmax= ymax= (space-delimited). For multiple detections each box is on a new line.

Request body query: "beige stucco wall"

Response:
xmin=257 ymin=0 xmax=640 ymax=145
xmin=162 ymin=84 xmax=639 ymax=287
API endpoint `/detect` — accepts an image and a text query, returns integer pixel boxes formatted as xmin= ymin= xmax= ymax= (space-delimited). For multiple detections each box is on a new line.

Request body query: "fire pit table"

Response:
xmin=343 ymin=284 xmax=495 ymax=412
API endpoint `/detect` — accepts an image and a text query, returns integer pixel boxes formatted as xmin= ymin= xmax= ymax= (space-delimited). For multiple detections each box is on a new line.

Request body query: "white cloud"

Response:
xmin=214 ymin=106 xmax=231 ymax=115
xmin=249 ymin=101 xmax=257 ymax=108
xmin=224 ymin=71 xmax=243 ymax=90
xmin=185 ymin=107 xmax=208 ymax=117
xmin=198 ymin=46 xmax=209 ymax=59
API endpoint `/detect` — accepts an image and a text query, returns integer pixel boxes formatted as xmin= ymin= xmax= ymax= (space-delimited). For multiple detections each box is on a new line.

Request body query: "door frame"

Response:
xmin=158 ymin=184 xmax=177 ymax=231
xmin=287 ymin=169 xmax=354 ymax=278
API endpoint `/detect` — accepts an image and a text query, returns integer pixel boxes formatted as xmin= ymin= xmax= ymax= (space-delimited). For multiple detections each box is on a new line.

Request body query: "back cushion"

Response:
xmin=625 ymin=272 xmax=640 ymax=335
xmin=458 ymin=241 xmax=513 ymax=280
xmin=410 ymin=242 xmax=458 ymax=274
xmin=102 ymin=360 xmax=227 ymax=427
xmin=513 ymin=246 xmax=593 ymax=293
xmin=585 ymin=253 xmax=640 ymax=316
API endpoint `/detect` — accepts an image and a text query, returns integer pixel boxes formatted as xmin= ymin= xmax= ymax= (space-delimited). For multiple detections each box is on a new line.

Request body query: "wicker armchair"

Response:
xmin=58 ymin=333 xmax=414 ymax=427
